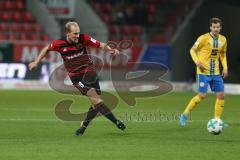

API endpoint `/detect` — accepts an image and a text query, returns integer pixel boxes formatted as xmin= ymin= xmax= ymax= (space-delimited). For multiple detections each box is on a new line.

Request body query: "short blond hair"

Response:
xmin=64 ymin=21 xmax=79 ymax=33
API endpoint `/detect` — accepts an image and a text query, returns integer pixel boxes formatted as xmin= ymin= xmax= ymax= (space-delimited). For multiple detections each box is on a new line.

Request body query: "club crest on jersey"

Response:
xmin=219 ymin=41 xmax=224 ymax=47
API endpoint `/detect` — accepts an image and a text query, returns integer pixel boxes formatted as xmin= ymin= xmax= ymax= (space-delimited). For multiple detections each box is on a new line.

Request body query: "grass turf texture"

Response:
xmin=0 ymin=90 xmax=240 ymax=160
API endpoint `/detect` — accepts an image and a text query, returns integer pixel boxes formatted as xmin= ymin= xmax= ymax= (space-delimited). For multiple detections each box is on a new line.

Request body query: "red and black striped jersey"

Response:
xmin=47 ymin=34 xmax=101 ymax=77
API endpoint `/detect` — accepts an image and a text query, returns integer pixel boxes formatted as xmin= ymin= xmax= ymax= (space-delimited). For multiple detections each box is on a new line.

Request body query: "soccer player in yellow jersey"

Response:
xmin=180 ymin=17 xmax=228 ymax=126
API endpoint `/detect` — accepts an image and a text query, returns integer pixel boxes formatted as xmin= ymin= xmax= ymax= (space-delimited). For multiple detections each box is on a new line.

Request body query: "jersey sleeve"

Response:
xmin=190 ymin=36 xmax=204 ymax=64
xmin=47 ymin=40 xmax=59 ymax=52
xmin=82 ymin=34 xmax=101 ymax=47
xmin=222 ymin=37 xmax=227 ymax=53
xmin=220 ymin=38 xmax=228 ymax=70
xmin=192 ymin=36 xmax=204 ymax=50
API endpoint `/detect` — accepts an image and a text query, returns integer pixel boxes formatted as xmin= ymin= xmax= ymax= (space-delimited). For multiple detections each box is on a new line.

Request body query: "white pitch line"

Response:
xmin=0 ymin=118 xmax=237 ymax=124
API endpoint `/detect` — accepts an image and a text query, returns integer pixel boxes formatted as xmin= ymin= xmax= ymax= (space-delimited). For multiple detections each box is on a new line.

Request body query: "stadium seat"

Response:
xmin=0 ymin=23 xmax=9 ymax=32
xmin=10 ymin=23 xmax=21 ymax=32
xmin=1 ymin=11 xmax=12 ymax=21
xmin=132 ymin=25 xmax=143 ymax=35
xmin=147 ymin=4 xmax=157 ymax=14
xmin=23 ymin=11 xmax=33 ymax=22
xmin=100 ymin=13 xmax=112 ymax=24
xmin=1 ymin=0 xmax=13 ymax=10
xmin=109 ymin=25 xmax=119 ymax=34
xmin=40 ymin=34 xmax=51 ymax=41
xmin=19 ymin=32 xmax=28 ymax=40
xmin=0 ymin=32 xmax=7 ymax=40
xmin=108 ymin=37 xmax=119 ymax=42
xmin=28 ymin=33 xmax=38 ymax=41
xmin=22 ymin=23 xmax=32 ymax=32
xmin=13 ymin=0 xmax=24 ymax=10
xmin=12 ymin=11 xmax=22 ymax=21
xmin=101 ymin=3 xmax=112 ymax=13
xmin=31 ymin=24 xmax=41 ymax=32
xmin=7 ymin=32 xmax=18 ymax=41
xmin=120 ymin=25 xmax=131 ymax=35
xmin=120 ymin=35 xmax=131 ymax=41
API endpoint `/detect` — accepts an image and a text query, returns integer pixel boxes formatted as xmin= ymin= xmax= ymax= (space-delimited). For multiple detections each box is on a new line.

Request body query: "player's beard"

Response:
xmin=68 ymin=37 xmax=79 ymax=44
xmin=212 ymin=30 xmax=219 ymax=37
xmin=73 ymin=38 xmax=79 ymax=43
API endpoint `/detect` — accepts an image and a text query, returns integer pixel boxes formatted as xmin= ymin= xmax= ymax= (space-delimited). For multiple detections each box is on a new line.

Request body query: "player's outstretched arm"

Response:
xmin=28 ymin=45 xmax=49 ymax=71
xmin=100 ymin=42 xmax=120 ymax=56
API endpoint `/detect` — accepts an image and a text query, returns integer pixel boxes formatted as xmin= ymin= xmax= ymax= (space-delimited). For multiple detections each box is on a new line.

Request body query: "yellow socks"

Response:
xmin=183 ymin=95 xmax=202 ymax=115
xmin=214 ymin=99 xmax=224 ymax=119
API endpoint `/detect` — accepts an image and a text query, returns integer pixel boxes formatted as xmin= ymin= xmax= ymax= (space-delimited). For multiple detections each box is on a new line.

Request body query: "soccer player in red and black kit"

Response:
xmin=29 ymin=21 xmax=126 ymax=136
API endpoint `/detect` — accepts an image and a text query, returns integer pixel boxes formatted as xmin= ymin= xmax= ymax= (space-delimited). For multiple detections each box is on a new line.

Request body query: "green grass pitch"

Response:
xmin=0 ymin=90 xmax=240 ymax=160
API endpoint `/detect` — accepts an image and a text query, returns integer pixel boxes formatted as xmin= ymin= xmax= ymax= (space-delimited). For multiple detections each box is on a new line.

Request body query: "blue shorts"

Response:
xmin=197 ymin=74 xmax=224 ymax=93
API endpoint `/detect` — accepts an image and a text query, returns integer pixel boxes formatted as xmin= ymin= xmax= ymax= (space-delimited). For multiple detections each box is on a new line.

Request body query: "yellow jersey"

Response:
xmin=190 ymin=33 xmax=228 ymax=75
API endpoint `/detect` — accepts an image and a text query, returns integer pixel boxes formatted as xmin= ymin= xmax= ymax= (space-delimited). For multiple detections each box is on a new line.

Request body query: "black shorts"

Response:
xmin=70 ymin=71 xmax=101 ymax=95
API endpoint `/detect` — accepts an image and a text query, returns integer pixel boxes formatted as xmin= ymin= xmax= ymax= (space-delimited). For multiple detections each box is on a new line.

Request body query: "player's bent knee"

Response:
xmin=90 ymin=97 xmax=102 ymax=105
xmin=87 ymin=88 xmax=103 ymax=105
xmin=87 ymin=88 xmax=98 ymax=96
xmin=216 ymin=93 xmax=225 ymax=99
xmin=198 ymin=93 xmax=206 ymax=100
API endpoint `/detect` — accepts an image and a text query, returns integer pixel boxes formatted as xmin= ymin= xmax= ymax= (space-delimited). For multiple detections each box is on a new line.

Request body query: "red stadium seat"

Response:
xmin=100 ymin=13 xmax=112 ymax=24
xmin=108 ymin=37 xmax=119 ymax=42
xmin=109 ymin=25 xmax=119 ymax=34
xmin=101 ymin=3 xmax=112 ymax=13
xmin=19 ymin=33 xmax=28 ymax=40
xmin=1 ymin=11 xmax=12 ymax=21
xmin=22 ymin=23 xmax=32 ymax=32
xmin=7 ymin=32 xmax=19 ymax=41
xmin=10 ymin=23 xmax=21 ymax=32
xmin=23 ymin=11 xmax=33 ymax=22
xmin=0 ymin=33 xmax=7 ymax=40
xmin=120 ymin=25 xmax=131 ymax=35
xmin=31 ymin=24 xmax=41 ymax=32
xmin=40 ymin=34 xmax=51 ymax=41
xmin=0 ymin=23 xmax=9 ymax=32
xmin=147 ymin=4 xmax=157 ymax=14
xmin=12 ymin=11 xmax=22 ymax=21
xmin=14 ymin=0 xmax=24 ymax=10
xmin=2 ymin=0 xmax=14 ymax=10
xmin=120 ymin=35 xmax=131 ymax=41
xmin=28 ymin=33 xmax=38 ymax=41
xmin=132 ymin=25 xmax=143 ymax=35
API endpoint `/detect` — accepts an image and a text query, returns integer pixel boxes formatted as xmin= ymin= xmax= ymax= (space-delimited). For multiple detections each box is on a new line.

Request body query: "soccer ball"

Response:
xmin=207 ymin=119 xmax=224 ymax=135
